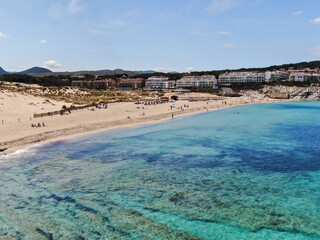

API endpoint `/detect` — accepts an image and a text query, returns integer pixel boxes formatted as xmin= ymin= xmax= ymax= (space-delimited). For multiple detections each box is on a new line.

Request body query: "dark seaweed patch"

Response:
xmin=75 ymin=203 xmax=100 ymax=215
xmin=169 ymin=193 xmax=185 ymax=204
xmin=75 ymin=236 xmax=86 ymax=240
xmin=48 ymin=193 xmax=76 ymax=203
xmin=35 ymin=228 xmax=53 ymax=240
xmin=105 ymin=225 xmax=130 ymax=237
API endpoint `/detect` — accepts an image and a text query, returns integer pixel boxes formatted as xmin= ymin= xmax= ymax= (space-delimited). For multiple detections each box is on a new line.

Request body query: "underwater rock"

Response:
xmin=169 ymin=193 xmax=185 ymax=204
xmin=35 ymin=228 xmax=53 ymax=240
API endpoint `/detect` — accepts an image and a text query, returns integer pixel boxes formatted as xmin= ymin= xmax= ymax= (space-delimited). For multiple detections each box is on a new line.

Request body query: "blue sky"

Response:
xmin=0 ymin=0 xmax=320 ymax=72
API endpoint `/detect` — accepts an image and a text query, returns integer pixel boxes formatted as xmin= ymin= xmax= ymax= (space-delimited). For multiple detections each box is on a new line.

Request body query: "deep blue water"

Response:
xmin=0 ymin=101 xmax=320 ymax=239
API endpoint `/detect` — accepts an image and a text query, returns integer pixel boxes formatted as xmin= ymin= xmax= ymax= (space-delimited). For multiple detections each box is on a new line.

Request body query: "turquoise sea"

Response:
xmin=0 ymin=101 xmax=320 ymax=240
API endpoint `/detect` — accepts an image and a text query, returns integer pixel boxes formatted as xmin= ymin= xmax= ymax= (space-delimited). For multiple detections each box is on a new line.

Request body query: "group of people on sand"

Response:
xmin=222 ymin=101 xmax=232 ymax=106
xmin=89 ymin=104 xmax=108 ymax=111
xmin=31 ymin=122 xmax=46 ymax=128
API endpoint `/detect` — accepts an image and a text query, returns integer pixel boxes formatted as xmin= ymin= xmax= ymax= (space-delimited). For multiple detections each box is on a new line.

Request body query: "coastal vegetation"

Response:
xmin=0 ymin=81 xmax=161 ymax=105
xmin=0 ymin=74 xmax=71 ymax=87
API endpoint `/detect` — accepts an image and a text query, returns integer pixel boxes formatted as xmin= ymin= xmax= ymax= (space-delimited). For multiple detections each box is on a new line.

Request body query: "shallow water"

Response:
xmin=0 ymin=101 xmax=320 ymax=239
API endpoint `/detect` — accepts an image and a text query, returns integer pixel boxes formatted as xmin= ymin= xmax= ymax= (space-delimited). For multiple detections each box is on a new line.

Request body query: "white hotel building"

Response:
xmin=218 ymin=71 xmax=288 ymax=83
xmin=176 ymin=75 xmax=217 ymax=88
xmin=265 ymin=71 xmax=288 ymax=82
xmin=289 ymin=72 xmax=320 ymax=82
xmin=289 ymin=73 xmax=312 ymax=82
xmin=145 ymin=77 xmax=175 ymax=90
xmin=218 ymin=72 xmax=266 ymax=83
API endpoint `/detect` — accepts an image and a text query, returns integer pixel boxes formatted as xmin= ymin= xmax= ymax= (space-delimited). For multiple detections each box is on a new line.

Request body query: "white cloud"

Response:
xmin=67 ymin=0 xmax=85 ymax=14
xmin=0 ymin=32 xmax=8 ymax=38
xmin=208 ymin=0 xmax=239 ymax=14
xmin=217 ymin=31 xmax=233 ymax=36
xmin=189 ymin=31 xmax=212 ymax=37
xmin=310 ymin=17 xmax=320 ymax=24
xmin=48 ymin=0 xmax=85 ymax=18
xmin=43 ymin=60 xmax=62 ymax=69
xmin=153 ymin=67 xmax=177 ymax=73
xmin=186 ymin=67 xmax=196 ymax=72
xmin=221 ymin=43 xmax=236 ymax=48
xmin=40 ymin=40 xmax=47 ymax=44
xmin=292 ymin=11 xmax=303 ymax=16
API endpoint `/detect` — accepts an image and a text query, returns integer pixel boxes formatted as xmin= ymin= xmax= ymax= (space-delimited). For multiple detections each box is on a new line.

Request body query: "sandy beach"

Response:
xmin=0 ymin=89 xmax=284 ymax=153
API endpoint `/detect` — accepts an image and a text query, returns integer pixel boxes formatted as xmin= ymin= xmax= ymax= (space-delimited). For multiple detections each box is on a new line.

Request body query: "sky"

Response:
xmin=0 ymin=0 xmax=320 ymax=72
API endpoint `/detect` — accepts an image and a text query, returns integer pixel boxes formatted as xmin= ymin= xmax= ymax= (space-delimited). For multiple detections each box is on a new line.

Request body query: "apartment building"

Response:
xmin=117 ymin=78 xmax=143 ymax=89
xmin=289 ymin=71 xmax=320 ymax=82
xmin=289 ymin=73 xmax=312 ymax=82
xmin=145 ymin=77 xmax=175 ymax=90
xmin=265 ymin=71 xmax=288 ymax=82
xmin=218 ymin=72 xmax=266 ymax=83
xmin=72 ymin=79 xmax=116 ymax=89
xmin=176 ymin=75 xmax=217 ymax=88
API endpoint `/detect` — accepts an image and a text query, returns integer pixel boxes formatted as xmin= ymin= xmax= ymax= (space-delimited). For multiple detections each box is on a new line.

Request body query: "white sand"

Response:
xmin=0 ymin=90 xmax=282 ymax=151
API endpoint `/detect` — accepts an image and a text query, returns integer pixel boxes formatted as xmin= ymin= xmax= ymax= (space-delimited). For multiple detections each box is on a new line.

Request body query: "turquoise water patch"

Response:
xmin=0 ymin=101 xmax=320 ymax=239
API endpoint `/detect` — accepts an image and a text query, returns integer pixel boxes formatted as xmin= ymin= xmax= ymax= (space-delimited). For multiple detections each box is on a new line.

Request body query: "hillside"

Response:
xmin=0 ymin=66 xmax=52 ymax=75
xmin=29 ymin=69 xmax=143 ymax=77
xmin=30 ymin=60 xmax=320 ymax=78
xmin=19 ymin=67 xmax=52 ymax=74
xmin=0 ymin=67 xmax=8 ymax=75
xmin=1 ymin=60 xmax=320 ymax=79
xmin=191 ymin=60 xmax=320 ymax=77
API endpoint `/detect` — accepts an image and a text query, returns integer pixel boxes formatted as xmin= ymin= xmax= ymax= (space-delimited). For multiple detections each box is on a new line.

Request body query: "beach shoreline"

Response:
xmin=0 ymin=97 xmax=290 ymax=155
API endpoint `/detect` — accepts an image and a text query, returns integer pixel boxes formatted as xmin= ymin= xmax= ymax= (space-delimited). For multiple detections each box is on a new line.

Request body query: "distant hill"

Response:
xmin=0 ymin=67 xmax=8 ymax=75
xmin=19 ymin=67 xmax=52 ymax=74
xmin=30 ymin=60 xmax=320 ymax=78
xmin=137 ymin=70 xmax=157 ymax=74
xmin=0 ymin=66 xmax=51 ymax=75
xmin=188 ymin=60 xmax=320 ymax=78
xmin=1 ymin=60 xmax=320 ymax=78
xmin=230 ymin=60 xmax=320 ymax=72
xmin=29 ymin=69 xmax=143 ymax=77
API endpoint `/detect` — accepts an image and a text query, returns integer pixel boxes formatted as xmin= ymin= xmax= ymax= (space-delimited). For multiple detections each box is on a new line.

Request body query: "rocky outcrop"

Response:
xmin=262 ymin=85 xmax=320 ymax=100
xmin=236 ymin=85 xmax=320 ymax=100
xmin=265 ymin=93 xmax=289 ymax=99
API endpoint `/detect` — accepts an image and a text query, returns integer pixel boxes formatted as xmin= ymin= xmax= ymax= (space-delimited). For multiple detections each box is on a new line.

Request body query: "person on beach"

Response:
xmin=171 ymin=113 xmax=174 ymax=119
